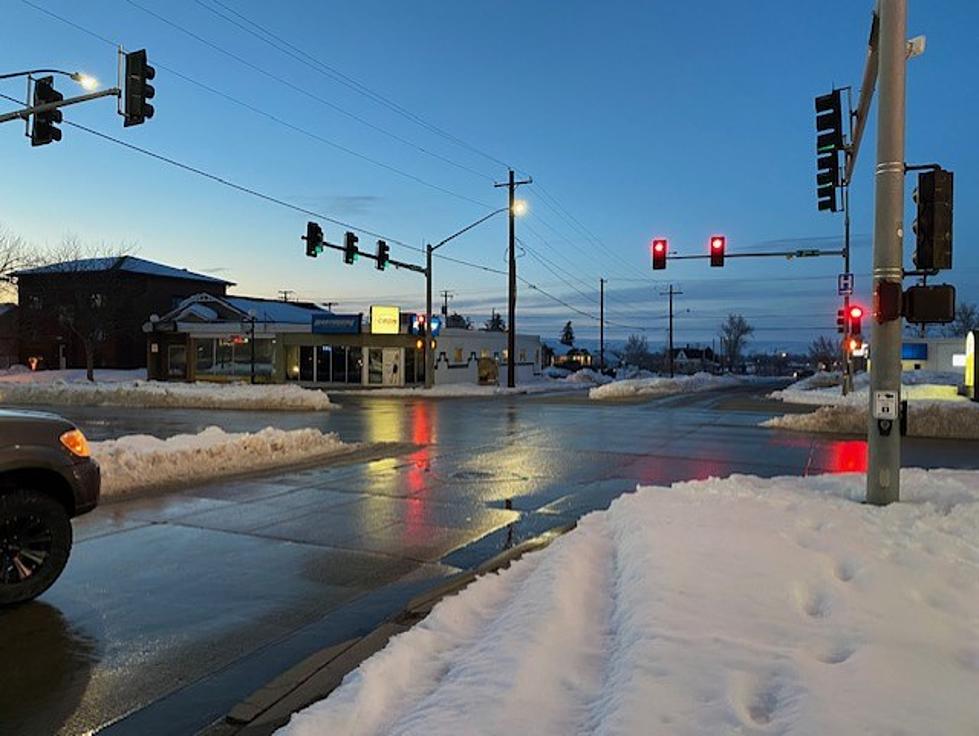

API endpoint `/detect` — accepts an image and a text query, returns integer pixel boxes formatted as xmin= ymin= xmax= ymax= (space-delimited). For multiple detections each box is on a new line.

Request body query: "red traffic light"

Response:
xmin=709 ymin=234 xmax=725 ymax=267
xmin=849 ymin=306 xmax=863 ymax=320
xmin=651 ymin=238 xmax=668 ymax=270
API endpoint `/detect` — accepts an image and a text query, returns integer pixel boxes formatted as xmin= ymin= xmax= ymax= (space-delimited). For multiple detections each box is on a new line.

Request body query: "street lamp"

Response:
xmin=424 ymin=202 xmax=527 ymax=388
xmin=0 ymin=69 xmax=98 ymax=88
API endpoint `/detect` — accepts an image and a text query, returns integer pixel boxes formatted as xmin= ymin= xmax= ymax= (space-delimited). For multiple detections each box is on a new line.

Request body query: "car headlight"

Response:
xmin=60 ymin=429 xmax=91 ymax=458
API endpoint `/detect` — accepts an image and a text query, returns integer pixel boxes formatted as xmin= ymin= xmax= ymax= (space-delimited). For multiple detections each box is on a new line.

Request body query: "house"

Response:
xmin=553 ymin=347 xmax=593 ymax=370
xmin=15 ymin=256 xmax=231 ymax=370
xmin=671 ymin=345 xmax=718 ymax=374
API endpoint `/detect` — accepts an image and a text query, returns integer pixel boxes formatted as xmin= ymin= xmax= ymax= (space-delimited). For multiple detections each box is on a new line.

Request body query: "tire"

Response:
xmin=0 ymin=490 xmax=73 ymax=606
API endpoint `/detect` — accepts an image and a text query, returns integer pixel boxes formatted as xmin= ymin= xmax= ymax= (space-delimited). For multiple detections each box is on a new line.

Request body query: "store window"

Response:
xmin=316 ymin=345 xmax=333 ymax=383
xmin=368 ymin=348 xmax=383 ymax=384
xmin=347 ymin=347 xmax=362 ymax=383
xmin=285 ymin=344 xmax=300 ymax=381
xmin=453 ymin=347 xmax=464 ymax=363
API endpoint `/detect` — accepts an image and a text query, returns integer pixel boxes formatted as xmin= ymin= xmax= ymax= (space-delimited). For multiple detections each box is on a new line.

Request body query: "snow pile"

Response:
xmin=771 ymin=370 xmax=963 ymax=407
xmin=0 ymin=379 xmax=334 ymax=411
xmin=542 ymin=366 xmax=571 ymax=379
xmin=562 ymin=368 xmax=613 ymax=385
xmin=93 ymin=426 xmax=356 ymax=497
xmin=613 ymin=366 xmax=656 ymax=381
xmin=0 ymin=367 xmax=145 ymax=383
xmin=589 ymin=371 xmax=740 ymax=400
xmin=765 ymin=401 xmax=979 ymax=439
xmin=277 ymin=469 xmax=979 ymax=736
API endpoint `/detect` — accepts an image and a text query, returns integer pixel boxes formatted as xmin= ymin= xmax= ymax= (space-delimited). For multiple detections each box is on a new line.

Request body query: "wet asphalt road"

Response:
xmin=2 ymin=384 xmax=978 ymax=736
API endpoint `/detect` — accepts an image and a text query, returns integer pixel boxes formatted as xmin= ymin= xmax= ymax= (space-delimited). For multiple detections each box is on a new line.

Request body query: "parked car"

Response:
xmin=0 ymin=410 xmax=100 ymax=605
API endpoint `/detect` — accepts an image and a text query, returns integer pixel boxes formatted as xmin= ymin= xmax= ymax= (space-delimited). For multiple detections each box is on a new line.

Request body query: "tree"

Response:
xmin=943 ymin=302 xmax=979 ymax=337
xmin=445 ymin=312 xmax=472 ymax=329
xmin=560 ymin=321 xmax=575 ymax=347
xmin=482 ymin=309 xmax=505 ymax=332
xmin=621 ymin=333 xmax=651 ymax=367
xmin=718 ymin=313 xmax=754 ymax=371
xmin=0 ymin=225 xmax=35 ymax=301
xmin=20 ymin=239 xmax=131 ymax=381
xmin=808 ymin=336 xmax=839 ymax=370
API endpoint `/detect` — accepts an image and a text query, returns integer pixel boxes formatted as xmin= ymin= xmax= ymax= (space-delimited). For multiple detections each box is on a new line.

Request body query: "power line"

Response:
xmin=19 ymin=0 xmax=498 ymax=211
xmin=122 ymin=0 xmax=502 ymax=188
xmin=194 ymin=0 xmax=510 ymax=174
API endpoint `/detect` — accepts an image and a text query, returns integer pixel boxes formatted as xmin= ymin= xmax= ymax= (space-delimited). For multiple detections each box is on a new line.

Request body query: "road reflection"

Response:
xmin=0 ymin=602 xmax=99 ymax=735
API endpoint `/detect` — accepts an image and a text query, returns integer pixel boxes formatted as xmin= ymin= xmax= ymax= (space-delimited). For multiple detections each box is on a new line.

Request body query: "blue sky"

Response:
xmin=2 ymin=0 xmax=977 ymax=351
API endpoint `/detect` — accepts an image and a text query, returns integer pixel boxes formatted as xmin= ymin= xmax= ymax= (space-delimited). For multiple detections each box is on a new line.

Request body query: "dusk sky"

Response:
xmin=2 ymin=0 xmax=977 ymax=351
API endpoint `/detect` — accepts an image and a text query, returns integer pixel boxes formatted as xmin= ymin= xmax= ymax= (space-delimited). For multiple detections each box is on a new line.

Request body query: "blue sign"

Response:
xmin=312 ymin=313 xmax=362 ymax=334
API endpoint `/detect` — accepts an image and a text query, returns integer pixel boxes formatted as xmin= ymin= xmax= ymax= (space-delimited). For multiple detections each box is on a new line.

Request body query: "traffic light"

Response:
xmin=815 ymin=90 xmax=844 ymax=212
xmin=123 ymin=49 xmax=155 ymax=127
xmin=304 ymin=221 xmax=323 ymax=257
xmin=709 ymin=235 xmax=725 ymax=267
xmin=912 ymin=169 xmax=953 ymax=271
xmin=651 ymin=238 xmax=667 ymax=270
xmin=848 ymin=305 xmax=863 ymax=336
xmin=376 ymin=240 xmax=389 ymax=270
xmin=837 ymin=308 xmax=846 ymax=334
xmin=848 ymin=337 xmax=863 ymax=354
xmin=903 ymin=284 xmax=956 ymax=325
xmin=30 ymin=76 xmax=63 ymax=146
xmin=343 ymin=231 xmax=359 ymax=264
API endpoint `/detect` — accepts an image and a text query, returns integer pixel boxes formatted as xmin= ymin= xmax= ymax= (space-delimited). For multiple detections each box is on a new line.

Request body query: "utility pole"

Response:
xmin=867 ymin=0 xmax=906 ymax=505
xmin=495 ymin=169 xmax=532 ymax=388
xmin=440 ymin=290 xmax=454 ymax=317
xmin=322 ymin=301 xmax=338 ymax=311
xmin=278 ymin=289 xmax=294 ymax=302
xmin=661 ymin=284 xmax=682 ymax=378
xmin=599 ymin=278 xmax=606 ymax=371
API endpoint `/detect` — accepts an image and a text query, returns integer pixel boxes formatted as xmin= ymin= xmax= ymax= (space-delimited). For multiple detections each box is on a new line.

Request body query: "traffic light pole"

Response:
xmin=0 ymin=87 xmax=120 ymax=125
xmin=867 ymin=0 xmax=906 ymax=506
xmin=599 ymin=278 xmax=606 ymax=371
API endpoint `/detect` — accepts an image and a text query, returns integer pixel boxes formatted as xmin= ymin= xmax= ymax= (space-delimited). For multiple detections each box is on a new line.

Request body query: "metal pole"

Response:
xmin=507 ymin=169 xmax=517 ymax=388
xmin=668 ymin=286 xmax=675 ymax=378
xmin=867 ymin=0 xmax=906 ymax=506
xmin=249 ymin=318 xmax=256 ymax=385
xmin=425 ymin=245 xmax=434 ymax=389
xmin=600 ymin=278 xmax=605 ymax=371
xmin=843 ymin=183 xmax=853 ymax=395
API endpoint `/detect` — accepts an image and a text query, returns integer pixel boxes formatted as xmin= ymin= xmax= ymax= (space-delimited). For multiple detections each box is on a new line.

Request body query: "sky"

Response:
xmin=2 ymin=0 xmax=978 ymax=352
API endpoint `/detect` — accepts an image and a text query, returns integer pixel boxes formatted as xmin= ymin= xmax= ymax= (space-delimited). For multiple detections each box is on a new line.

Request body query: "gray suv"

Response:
xmin=0 ymin=410 xmax=100 ymax=605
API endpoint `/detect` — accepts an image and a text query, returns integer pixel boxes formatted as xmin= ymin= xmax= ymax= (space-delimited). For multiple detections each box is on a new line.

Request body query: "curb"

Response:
xmin=200 ymin=520 xmax=577 ymax=736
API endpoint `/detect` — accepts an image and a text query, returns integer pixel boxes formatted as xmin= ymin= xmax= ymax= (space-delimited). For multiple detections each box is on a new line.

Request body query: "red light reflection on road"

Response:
xmin=825 ymin=440 xmax=868 ymax=473
xmin=405 ymin=402 xmax=436 ymax=535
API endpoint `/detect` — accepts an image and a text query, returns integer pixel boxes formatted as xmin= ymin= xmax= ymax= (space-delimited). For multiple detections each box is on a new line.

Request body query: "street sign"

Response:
xmin=838 ymin=273 xmax=854 ymax=296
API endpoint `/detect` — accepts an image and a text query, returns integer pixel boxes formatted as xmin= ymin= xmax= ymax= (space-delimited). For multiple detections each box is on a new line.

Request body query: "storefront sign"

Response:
xmin=312 ymin=313 xmax=362 ymax=334
xmin=370 ymin=305 xmax=400 ymax=335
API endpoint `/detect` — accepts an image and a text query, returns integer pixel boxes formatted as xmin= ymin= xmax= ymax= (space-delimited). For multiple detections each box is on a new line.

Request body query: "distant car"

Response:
xmin=793 ymin=369 xmax=816 ymax=379
xmin=0 ymin=410 xmax=100 ymax=605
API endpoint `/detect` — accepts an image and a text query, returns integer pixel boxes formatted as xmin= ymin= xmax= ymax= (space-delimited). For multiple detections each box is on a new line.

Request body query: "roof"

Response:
xmin=13 ymin=255 xmax=234 ymax=285
xmin=225 ymin=297 xmax=328 ymax=324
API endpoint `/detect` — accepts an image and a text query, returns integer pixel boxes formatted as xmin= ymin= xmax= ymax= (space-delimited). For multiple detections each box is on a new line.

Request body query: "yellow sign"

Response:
xmin=370 ymin=305 xmax=400 ymax=335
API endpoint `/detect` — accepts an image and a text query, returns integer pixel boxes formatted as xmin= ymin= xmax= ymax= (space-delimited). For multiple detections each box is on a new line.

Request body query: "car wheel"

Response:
xmin=0 ymin=490 xmax=73 ymax=606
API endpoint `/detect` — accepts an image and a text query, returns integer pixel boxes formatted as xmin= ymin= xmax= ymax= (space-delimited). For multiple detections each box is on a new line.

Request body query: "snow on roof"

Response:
xmin=13 ymin=255 xmax=234 ymax=285
xmin=225 ymin=296 xmax=328 ymax=324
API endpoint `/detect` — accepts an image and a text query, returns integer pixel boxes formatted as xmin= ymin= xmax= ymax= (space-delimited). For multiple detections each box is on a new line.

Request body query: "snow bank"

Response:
xmin=277 ymin=469 xmax=979 ymax=736
xmin=771 ymin=370 xmax=964 ymax=407
xmin=764 ymin=401 xmax=979 ymax=439
xmin=0 ymin=379 xmax=334 ymax=411
xmin=562 ymin=368 xmax=613 ymax=385
xmin=588 ymin=371 xmax=740 ymax=400
xmin=93 ymin=426 xmax=357 ymax=497
xmin=0 ymin=367 xmax=146 ymax=383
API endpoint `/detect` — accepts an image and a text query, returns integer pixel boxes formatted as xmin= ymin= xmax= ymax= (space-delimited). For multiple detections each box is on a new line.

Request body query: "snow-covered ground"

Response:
xmin=93 ymin=426 xmax=357 ymax=497
xmin=771 ymin=370 xmax=964 ymax=407
xmin=588 ymin=371 xmax=743 ymax=400
xmin=764 ymin=402 xmax=979 ymax=440
xmin=0 ymin=369 xmax=333 ymax=411
xmin=277 ymin=470 xmax=979 ymax=736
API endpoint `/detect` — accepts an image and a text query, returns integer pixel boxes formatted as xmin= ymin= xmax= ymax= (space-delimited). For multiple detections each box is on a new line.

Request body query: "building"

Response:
xmin=0 ymin=304 xmax=17 ymax=369
xmin=671 ymin=345 xmax=719 ymax=374
xmin=145 ymin=294 xmax=544 ymax=386
xmin=901 ymin=337 xmax=965 ymax=374
xmin=15 ymin=256 xmax=230 ymax=370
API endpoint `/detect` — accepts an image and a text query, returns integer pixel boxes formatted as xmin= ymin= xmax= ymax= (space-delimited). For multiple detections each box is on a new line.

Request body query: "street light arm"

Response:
xmin=430 ymin=207 xmax=508 ymax=251
xmin=0 ymin=69 xmax=80 ymax=81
